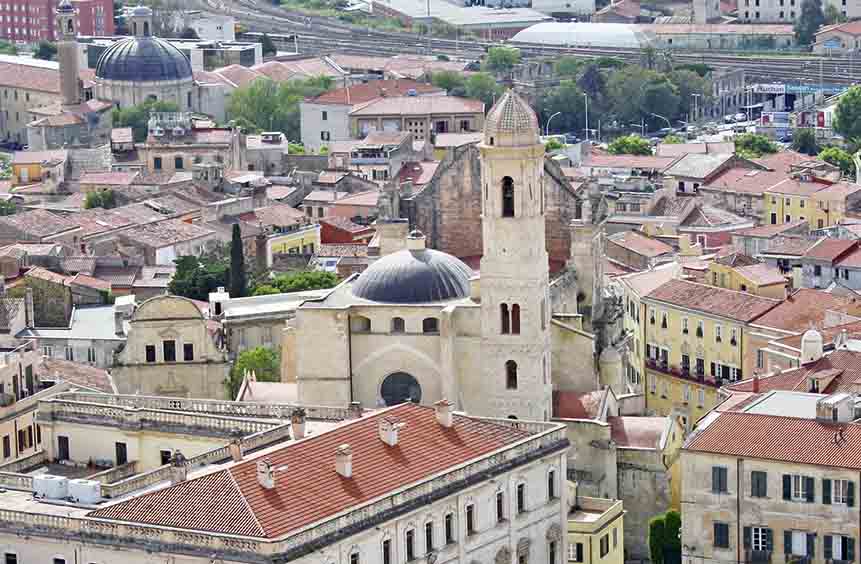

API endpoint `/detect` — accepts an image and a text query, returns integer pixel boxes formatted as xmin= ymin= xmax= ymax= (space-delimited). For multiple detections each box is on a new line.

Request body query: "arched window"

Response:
xmin=67 ymin=20 xmax=73 ymax=33
xmin=422 ymin=317 xmax=439 ymax=334
xmin=391 ymin=317 xmax=405 ymax=333
xmin=506 ymin=360 xmax=518 ymax=390
xmin=500 ymin=303 xmax=510 ymax=334
xmin=351 ymin=316 xmax=371 ymax=332
xmin=132 ymin=22 xmax=138 ymax=35
xmin=502 ymin=176 xmax=515 ymax=217
xmin=143 ymin=21 xmax=150 ymax=36
xmin=511 ymin=304 xmax=521 ymax=334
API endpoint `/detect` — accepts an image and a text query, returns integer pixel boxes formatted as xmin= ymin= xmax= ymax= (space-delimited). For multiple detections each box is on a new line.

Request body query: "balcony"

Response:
xmin=646 ymin=359 xmax=720 ymax=388
xmin=0 ymin=392 xmax=13 ymax=407
xmin=349 ymin=156 xmax=389 ymax=165
xmin=746 ymin=550 xmax=773 ymax=564
xmin=785 ymin=557 xmax=810 ymax=564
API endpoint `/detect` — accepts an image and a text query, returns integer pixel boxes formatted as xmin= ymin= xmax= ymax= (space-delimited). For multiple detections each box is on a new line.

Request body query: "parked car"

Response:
xmin=733 ymin=112 xmax=747 ymax=122
xmin=724 ymin=115 xmax=736 ymax=124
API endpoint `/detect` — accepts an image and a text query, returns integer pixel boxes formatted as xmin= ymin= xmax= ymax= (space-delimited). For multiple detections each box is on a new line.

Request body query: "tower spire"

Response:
xmin=55 ymin=0 xmax=80 ymax=106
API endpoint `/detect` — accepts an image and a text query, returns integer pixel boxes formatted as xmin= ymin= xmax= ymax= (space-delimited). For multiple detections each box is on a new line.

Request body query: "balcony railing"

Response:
xmin=0 ymin=393 xmax=13 ymax=407
xmin=746 ymin=550 xmax=773 ymax=564
xmin=646 ymin=359 xmax=721 ymax=388
xmin=786 ymin=556 xmax=810 ymax=564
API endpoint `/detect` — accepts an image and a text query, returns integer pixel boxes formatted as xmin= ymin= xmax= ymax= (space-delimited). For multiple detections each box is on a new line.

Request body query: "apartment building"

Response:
xmin=681 ymin=390 xmax=860 ymax=564
xmin=0 ymin=0 xmax=113 ymax=43
xmin=738 ymin=0 xmax=860 ymax=23
xmin=568 ymin=495 xmax=625 ymax=564
xmin=641 ymin=279 xmax=780 ymax=429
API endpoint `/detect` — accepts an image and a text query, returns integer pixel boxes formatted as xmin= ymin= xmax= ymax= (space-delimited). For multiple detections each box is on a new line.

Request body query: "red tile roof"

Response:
xmin=239 ymin=204 xmax=307 ymax=228
xmin=68 ymin=273 xmax=112 ymax=291
xmin=647 ymin=279 xmax=780 ymax=322
xmin=728 ymin=348 xmax=861 ymax=395
xmin=771 ymin=320 xmax=861 ymax=351
xmin=88 ymin=403 xmax=536 ymax=538
xmin=25 ymin=266 xmax=70 ymax=285
xmin=761 ymin=237 xmax=817 ymax=257
xmin=79 ymin=171 xmax=139 ymax=186
xmin=553 ymin=390 xmax=604 ymax=419
xmin=607 ymin=231 xmax=673 ymax=258
xmin=751 ymin=289 xmax=861 ymax=332
xmin=607 ymin=416 xmax=667 ymax=449
xmin=765 ymin=178 xmax=831 ymax=196
xmin=319 ymin=216 xmax=372 ymax=234
xmin=307 ymin=79 xmax=443 ymax=106
xmin=36 ymin=357 xmax=114 ymax=394
xmin=815 ymin=181 xmax=861 ymax=201
xmin=331 ymin=190 xmax=380 ymax=208
xmin=397 ymin=161 xmax=439 ymax=186
xmin=816 ymin=20 xmax=861 ymax=37
xmin=837 ymin=246 xmax=861 ymax=268
xmin=707 ymin=166 xmax=792 ymax=195
xmin=733 ymin=263 xmax=786 ymax=286
xmin=350 ymin=96 xmax=484 ymax=117
xmin=586 ymin=154 xmax=676 ymax=170
xmin=0 ymin=60 xmax=93 ymax=94
xmin=733 ymin=220 xmax=807 ymax=238
xmin=685 ymin=411 xmax=861 ymax=469
xmin=803 ymin=238 xmax=857 ymax=262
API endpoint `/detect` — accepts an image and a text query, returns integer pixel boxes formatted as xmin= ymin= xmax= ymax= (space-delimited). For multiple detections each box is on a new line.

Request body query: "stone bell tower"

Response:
xmin=56 ymin=0 xmax=81 ymax=107
xmin=478 ymin=90 xmax=552 ymax=421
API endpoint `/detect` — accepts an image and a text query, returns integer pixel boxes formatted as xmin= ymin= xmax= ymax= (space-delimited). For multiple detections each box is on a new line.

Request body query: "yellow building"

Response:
xmin=266 ymin=223 xmax=321 ymax=267
xmin=10 ymin=149 xmax=67 ymax=186
xmin=810 ymin=181 xmax=861 ymax=229
xmin=763 ymin=177 xmax=861 ymax=230
xmin=642 ymin=279 xmax=781 ymax=430
xmin=705 ymin=254 xmax=788 ymax=299
xmin=568 ymin=493 xmax=625 ymax=564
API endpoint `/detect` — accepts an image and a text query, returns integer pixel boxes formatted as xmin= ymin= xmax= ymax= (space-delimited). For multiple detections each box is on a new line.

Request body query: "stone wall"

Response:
xmin=617 ymin=448 xmax=674 ymax=561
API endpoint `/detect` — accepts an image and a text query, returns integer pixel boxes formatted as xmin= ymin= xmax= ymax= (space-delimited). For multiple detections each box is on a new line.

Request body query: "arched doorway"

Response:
xmin=381 ymin=372 xmax=422 ymax=406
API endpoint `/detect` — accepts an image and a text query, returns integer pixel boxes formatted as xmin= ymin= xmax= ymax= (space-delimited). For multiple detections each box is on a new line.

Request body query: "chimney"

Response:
xmin=229 ymin=430 xmax=243 ymax=462
xmin=0 ymin=275 xmax=6 ymax=296
xmin=114 ymin=310 xmax=125 ymax=336
xmin=434 ymin=399 xmax=454 ymax=428
xmin=24 ymin=287 xmax=34 ymax=328
xmin=291 ymin=407 xmax=307 ymax=439
xmin=348 ymin=401 xmax=363 ymax=419
xmin=256 ymin=459 xmax=278 ymax=489
xmin=378 ymin=417 xmax=405 ymax=447
xmin=170 ymin=450 xmax=188 ymax=484
xmin=752 ymin=372 xmax=760 ymax=394
xmin=335 ymin=444 xmax=353 ymax=478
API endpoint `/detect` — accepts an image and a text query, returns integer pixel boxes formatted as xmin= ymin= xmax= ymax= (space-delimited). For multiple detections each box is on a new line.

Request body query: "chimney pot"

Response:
xmin=378 ymin=417 xmax=405 ymax=447
xmin=752 ymin=372 xmax=760 ymax=394
xmin=434 ymin=398 xmax=454 ymax=428
xmin=229 ymin=430 xmax=243 ymax=462
xmin=348 ymin=401 xmax=363 ymax=419
xmin=256 ymin=459 xmax=278 ymax=489
xmin=291 ymin=407 xmax=307 ymax=439
xmin=335 ymin=443 xmax=353 ymax=478
xmin=169 ymin=450 xmax=188 ymax=485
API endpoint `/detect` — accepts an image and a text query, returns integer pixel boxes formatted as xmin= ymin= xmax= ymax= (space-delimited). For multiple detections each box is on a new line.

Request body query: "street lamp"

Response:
xmin=545 ymin=111 xmax=561 ymax=136
xmin=691 ymin=93 xmax=701 ymax=124
xmin=584 ymin=93 xmax=590 ymax=142
xmin=648 ymin=112 xmax=672 ymax=130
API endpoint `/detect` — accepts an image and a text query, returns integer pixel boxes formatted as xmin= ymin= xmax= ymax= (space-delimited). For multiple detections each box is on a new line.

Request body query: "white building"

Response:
xmin=0 ymin=401 xmax=570 ymax=564
xmin=737 ymin=0 xmax=861 ymax=22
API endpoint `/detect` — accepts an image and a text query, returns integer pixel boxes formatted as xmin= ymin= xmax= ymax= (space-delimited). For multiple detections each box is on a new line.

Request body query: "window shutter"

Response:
xmin=744 ymin=527 xmax=752 ymax=549
xmin=825 ymin=535 xmax=833 ymax=560
xmin=712 ymin=467 xmax=720 ymax=493
xmin=823 ymin=479 xmax=832 ymax=505
xmin=807 ymin=534 xmax=815 ymax=558
xmin=848 ymin=481 xmax=855 ymax=508
xmin=783 ymin=475 xmax=791 ymax=500
xmin=711 ymin=362 xmax=716 ymax=377
xmin=806 ymin=477 xmax=815 ymax=502
xmin=720 ymin=468 xmax=727 ymax=493
xmin=847 ymin=537 xmax=855 ymax=562
xmin=765 ymin=528 xmax=774 ymax=552
xmin=751 ymin=473 xmax=758 ymax=497
xmin=784 ymin=531 xmax=792 ymax=556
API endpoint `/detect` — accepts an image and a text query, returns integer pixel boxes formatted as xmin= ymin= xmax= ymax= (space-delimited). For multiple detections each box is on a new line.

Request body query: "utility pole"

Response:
xmin=584 ymin=93 xmax=589 ymax=142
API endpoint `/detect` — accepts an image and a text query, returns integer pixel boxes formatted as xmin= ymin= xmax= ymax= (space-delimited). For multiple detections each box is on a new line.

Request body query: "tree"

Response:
xmin=735 ymin=133 xmax=778 ymax=158
xmin=84 ymin=190 xmax=117 ymax=209
xmin=641 ymin=80 xmax=680 ymax=127
xmin=824 ymin=3 xmax=847 ymax=23
xmin=608 ymin=134 xmax=652 ymax=155
xmin=168 ymin=255 xmax=229 ymax=301
xmin=649 ymin=510 xmax=681 ymax=564
xmin=819 ymin=146 xmax=855 ymax=177
xmin=648 ymin=515 xmax=667 ymax=564
xmin=0 ymin=200 xmax=16 ymax=216
xmin=229 ymin=224 xmax=246 ymax=298
xmin=668 ymin=69 xmax=711 ymax=120
xmin=640 ymin=45 xmax=658 ymax=70
xmin=0 ymin=41 xmax=17 ymax=56
xmin=793 ymin=128 xmax=819 ymax=155
xmin=834 ymin=86 xmax=861 ymax=142
xmin=179 ymin=27 xmax=199 ymax=39
xmin=112 ymin=98 xmax=179 ymax=142
xmin=272 ymin=270 xmax=339 ymax=293
xmin=33 ymin=41 xmax=57 ymax=61
xmin=464 ymin=72 xmax=503 ymax=108
xmin=663 ymin=134 xmax=685 ymax=144
xmin=227 ymin=76 xmax=332 ymax=139
xmin=430 ymin=70 xmax=466 ymax=95
xmin=554 ymin=56 xmax=583 ymax=77
xmin=539 ymin=80 xmax=586 ymax=135
xmin=261 ymin=32 xmax=277 ymax=56
xmin=251 ymin=284 xmax=281 ymax=296
xmin=577 ymin=64 xmax=606 ymax=101
xmin=226 ymin=346 xmax=281 ymax=399
xmin=674 ymin=62 xmax=712 ymax=77
xmin=794 ymin=0 xmax=825 ymax=45
xmin=544 ymin=138 xmax=565 ymax=152
xmin=483 ymin=46 xmax=521 ymax=74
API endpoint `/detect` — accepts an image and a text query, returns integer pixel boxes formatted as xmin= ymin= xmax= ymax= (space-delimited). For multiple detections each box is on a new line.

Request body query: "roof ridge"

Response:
xmin=225 ymin=468 xmax=267 ymax=537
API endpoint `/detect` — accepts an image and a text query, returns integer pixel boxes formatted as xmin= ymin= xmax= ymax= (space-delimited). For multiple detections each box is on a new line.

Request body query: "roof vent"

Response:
xmin=256 ymin=459 xmax=287 ymax=489
xmin=291 ymin=407 xmax=307 ymax=439
xmin=379 ymin=417 xmax=406 ymax=446
xmin=335 ymin=444 xmax=353 ymax=478
xmin=435 ymin=398 xmax=454 ymax=428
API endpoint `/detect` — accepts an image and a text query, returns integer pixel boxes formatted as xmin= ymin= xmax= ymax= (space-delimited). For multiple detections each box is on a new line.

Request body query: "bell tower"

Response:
xmin=478 ymin=90 xmax=552 ymax=420
xmin=56 ymin=0 xmax=80 ymax=107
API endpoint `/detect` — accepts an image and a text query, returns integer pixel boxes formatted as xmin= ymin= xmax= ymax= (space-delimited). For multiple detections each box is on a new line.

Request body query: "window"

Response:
xmin=730 ymin=328 xmax=738 ymax=346
xmin=160 ymin=449 xmax=172 ymax=465
xmin=814 ymin=265 xmax=822 ymax=276
xmin=697 ymin=388 xmax=705 ymax=407
xmin=569 ymin=543 xmax=584 ymax=563
xmin=784 ymin=474 xmax=814 ymax=502
xmin=824 ymin=478 xmax=855 ymax=506
xmin=502 ymin=176 xmax=515 ymax=217
xmin=714 ymin=523 xmax=730 ymax=548
xmin=696 ymin=357 xmax=705 ymax=377
xmin=406 ymin=529 xmax=415 ymax=561
xmin=756 ymin=349 xmax=764 ymax=369
xmin=682 ymin=317 xmax=689 ymax=334
xmin=496 ymin=490 xmax=505 ymax=522
xmin=715 ymin=324 xmax=723 ymax=343
xmin=825 ymin=534 xmax=856 ymax=562
xmin=145 ymin=345 xmax=156 ymax=363
xmin=517 ymin=483 xmax=526 ymax=514
xmin=2 ymin=436 xmax=9 ymax=459
xmin=712 ymin=466 xmax=728 ymax=493
xmin=163 ymin=340 xmax=176 ymax=362
xmin=174 ymin=156 xmax=184 ymax=170
xmin=183 ymin=343 xmax=194 ymax=361
xmin=661 ymin=311 xmax=668 ymax=329
xmin=549 ymin=540 xmax=557 ymax=564
xmin=425 ymin=521 xmax=433 ymax=553
xmin=749 ymin=527 xmax=772 ymax=552
xmin=600 ymin=534 xmax=610 ymax=557
xmin=650 ymin=376 xmax=656 ymax=394
xmin=320 ymin=131 xmax=330 ymax=141
xmin=382 ymin=539 xmax=391 ymax=564
xmin=511 ymin=304 xmax=521 ymax=334
xmin=683 ymin=384 xmax=691 ymax=402
xmin=785 ymin=530 xmax=813 ymax=557
xmin=422 ymin=317 xmax=439 ymax=333
xmin=548 ymin=469 xmax=556 ymax=499
xmin=4 ymin=554 xmax=16 ymax=564
xmin=53 ymin=559 xmax=65 ymax=564
xmin=697 ymin=320 xmax=704 ymax=338
xmin=751 ymin=471 xmax=767 ymax=497
xmin=650 ymin=308 xmax=656 ymax=325
xmin=42 ymin=345 xmax=53 ymax=357
xmin=154 ymin=156 xmax=162 ymax=170
xmin=613 ymin=527 xmax=618 ymax=548
xmin=501 ymin=303 xmax=510 ymax=334
xmin=466 ymin=504 xmax=475 ymax=535
xmin=350 ymin=553 xmax=359 ymax=564
xmin=322 ymin=110 xmax=328 ymax=121
xmin=444 ymin=513 xmax=454 ymax=544
xmin=65 ymin=346 xmax=73 ymax=361
xmin=506 ymin=360 xmax=518 ymax=390
xmin=87 ymin=347 xmax=96 ymax=363
xmin=391 ymin=317 xmax=405 ymax=333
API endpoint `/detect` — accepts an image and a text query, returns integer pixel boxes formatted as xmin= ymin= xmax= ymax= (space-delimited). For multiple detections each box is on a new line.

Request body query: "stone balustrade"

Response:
xmin=87 ymin=461 xmax=139 ymax=485
xmin=0 ymin=472 xmax=32 ymax=491
xmin=50 ymin=392 xmax=355 ymax=421
xmin=0 ymin=449 xmax=47 ymax=473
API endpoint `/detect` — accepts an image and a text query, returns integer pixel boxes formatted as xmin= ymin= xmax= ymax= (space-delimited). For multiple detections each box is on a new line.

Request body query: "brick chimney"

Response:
xmin=335 ymin=444 xmax=353 ymax=478
xmin=256 ymin=459 xmax=277 ymax=489
xmin=378 ymin=417 xmax=405 ymax=447
xmin=434 ymin=399 xmax=454 ymax=428
xmin=291 ymin=407 xmax=307 ymax=439
xmin=348 ymin=401 xmax=363 ymax=419
xmin=170 ymin=450 xmax=188 ymax=485
xmin=229 ymin=430 xmax=243 ymax=462
xmin=752 ymin=372 xmax=760 ymax=394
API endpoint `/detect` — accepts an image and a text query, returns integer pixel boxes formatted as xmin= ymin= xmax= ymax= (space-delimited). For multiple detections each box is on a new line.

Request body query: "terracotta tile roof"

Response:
xmin=553 ymin=390 xmax=604 ymax=419
xmin=88 ymin=403 xmax=535 ymax=538
xmin=11 ymin=150 xmax=67 ymax=165
xmin=0 ymin=58 xmax=92 ymax=94
xmin=316 ymin=243 xmax=369 ymax=257
xmin=68 ymin=273 xmax=111 ymax=291
xmin=349 ymin=96 xmax=484 ymax=117
xmin=319 ymin=216 xmax=372 ymax=234
xmin=93 ymin=266 xmax=139 ymax=287
xmin=121 ymin=219 xmax=213 ymax=248
xmin=815 ymin=181 xmax=861 ymax=201
xmin=765 ymin=178 xmax=831 ymax=196
xmin=751 ymin=288 xmax=861 ymax=331
xmin=212 ymin=64 xmax=261 ymax=88
xmin=267 ymin=185 xmax=297 ymax=201
xmin=762 ymin=237 xmax=817 ymax=257
xmin=25 ymin=266 xmax=70 ymax=285
xmin=803 ymin=238 xmax=857 ymax=262
xmin=753 ymin=150 xmax=812 ymax=170
xmin=619 ymin=264 xmax=680 ymax=296
xmin=59 ymin=256 xmax=97 ymax=275
xmin=663 ymin=152 xmax=734 ymax=180
xmin=604 ymin=258 xmax=637 ymax=277
xmin=133 ymin=266 xmax=176 ymax=288
xmin=607 ymin=416 xmax=667 ymax=449
xmin=607 ymin=230 xmax=673 ymax=258
xmin=728 ymin=349 xmax=861 ymax=395
xmin=315 ymin=172 xmax=347 ymax=186
xmin=586 ymin=154 xmax=676 ymax=169
xmin=433 ymin=132 xmax=482 ymax=148
xmin=0 ymin=209 xmax=80 ymax=238
xmin=837 ymin=246 xmax=861 ymax=268
xmin=656 ymin=142 xmax=734 ymax=158
xmin=79 ymin=171 xmax=139 ymax=187
xmin=706 ymin=166 xmax=793 ymax=195
xmin=733 ymin=263 xmax=786 ymax=286
xmin=331 ymin=190 xmax=380 ymax=208
xmin=647 ymin=279 xmax=780 ymax=322
xmin=816 ymin=20 xmax=861 ymax=37
xmin=360 ymin=130 xmax=410 ymax=146
xmin=733 ymin=220 xmax=807 ymax=238
xmin=684 ymin=411 xmax=861 ymax=469
xmin=239 ymin=204 xmax=307 ymax=228
xmin=771 ymin=320 xmax=861 ymax=351
xmin=36 ymin=357 xmax=115 ymax=394
xmin=251 ymin=60 xmax=302 ymax=82
xmin=307 ymin=79 xmax=443 ymax=106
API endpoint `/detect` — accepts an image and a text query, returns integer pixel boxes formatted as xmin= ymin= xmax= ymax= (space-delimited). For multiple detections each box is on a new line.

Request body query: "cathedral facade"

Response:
xmin=290 ymin=91 xmax=554 ymax=420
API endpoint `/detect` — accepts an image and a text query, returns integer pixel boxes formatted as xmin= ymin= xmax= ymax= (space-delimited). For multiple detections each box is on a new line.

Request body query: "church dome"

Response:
xmin=95 ymin=36 xmax=193 ymax=82
xmin=483 ymin=89 xmax=540 ymax=147
xmin=352 ymin=232 xmax=472 ymax=304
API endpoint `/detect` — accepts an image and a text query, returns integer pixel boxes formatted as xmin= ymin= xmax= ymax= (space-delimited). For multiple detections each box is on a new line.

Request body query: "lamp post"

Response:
xmin=584 ymin=93 xmax=589 ymax=142
xmin=649 ymin=112 xmax=671 ymax=130
xmin=546 ymin=111 xmax=561 ymax=136
xmin=691 ymin=93 xmax=701 ymax=124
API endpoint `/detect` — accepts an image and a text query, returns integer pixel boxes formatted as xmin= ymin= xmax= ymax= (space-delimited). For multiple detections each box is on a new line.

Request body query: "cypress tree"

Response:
xmin=229 ymin=224 xmax=246 ymax=298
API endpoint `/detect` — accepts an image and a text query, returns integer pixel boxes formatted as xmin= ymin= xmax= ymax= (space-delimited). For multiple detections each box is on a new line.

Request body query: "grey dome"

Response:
xmin=352 ymin=248 xmax=472 ymax=304
xmin=484 ymin=90 xmax=539 ymax=147
xmin=96 ymin=37 xmax=192 ymax=82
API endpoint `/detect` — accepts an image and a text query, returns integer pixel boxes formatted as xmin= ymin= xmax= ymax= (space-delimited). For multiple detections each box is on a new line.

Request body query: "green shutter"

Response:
xmin=783 ymin=475 xmax=792 ymax=500
xmin=807 ymin=534 xmax=815 ymax=558
xmin=847 ymin=537 xmax=856 ymax=562
xmin=765 ymin=528 xmax=774 ymax=551
xmin=848 ymin=481 xmax=855 ymax=508
xmin=744 ymin=527 xmax=752 ymax=549
xmin=825 ymin=535 xmax=833 ymax=560
xmin=784 ymin=531 xmax=792 ymax=556
xmin=805 ymin=477 xmax=815 ymax=502
xmin=823 ymin=479 xmax=832 ymax=505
